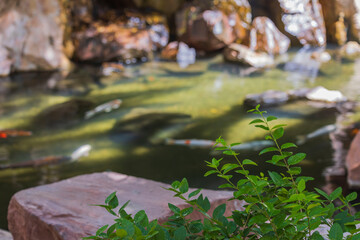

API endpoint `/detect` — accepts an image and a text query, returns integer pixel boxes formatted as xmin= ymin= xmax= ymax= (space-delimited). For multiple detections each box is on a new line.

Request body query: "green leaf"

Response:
xmin=213 ymin=204 xmax=226 ymax=220
xmin=197 ymin=194 xmax=211 ymax=212
xmin=329 ymin=223 xmax=343 ymax=240
xmin=243 ymin=159 xmax=257 ymax=166
xmin=119 ymin=200 xmax=130 ymax=212
xmin=134 ymin=210 xmax=149 ymax=226
xmin=288 ymin=167 xmax=301 ymax=175
xmin=204 ymin=170 xmax=217 ymax=177
xmin=267 ymin=116 xmax=277 ymax=122
xmin=218 ymin=183 xmax=234 ymax=189
xmin=315 ymin=188 xmax=330 ymax=200
xmin=230 ymin=142 xmax=242 ymax=147
xmin=288 ymin=153 xmax=306 ymax=165
xmin=330 ymin=187 xmax=342 ymax=201
xmin=310 ymin=231 xmax=325 ymax=240
xmin=281 ymin=143 xmax=297 ymax=150
xmin=346 ymin=192 xmax=357 ymax=202
xmin=171 ymin=181 xmax=180 ymax=189
xmin=174 ymin=226 xmax=186 ymax=240
xmin=179 ymin=178 xmax=189 ymax=194
xmin=105 ymin=192 xmax=118 ymax=209
xmin=180 ymin=207 xmax=193 ymax=217
xmin=221 ymin=163 xmax=240 ymax=174
xmin=189 ymin=189 xmax=202 ymax=198
xmin=298 ymin=179 xmax=306 ymax=192
xmin=116 ymin=229 xmax=127 ymax=238
xmin=259 ymin=147 xmax=279 ymax=155
xmin=268 ymin=171 xmax=283 ymax=186
xmin=96 ymin=225 xmax=108 ymax=236
xmin=255 ymin=125 xmax=269 ymax=130
xmin=273 ymin=127 xmax=284 ymax=140
xmin=168 ymin=203 xmax=180 ymax=214
xmin=271 ymin=124 xmax=287 ymax=130
xmin=249 ymin=119 xmax=264 ymax=125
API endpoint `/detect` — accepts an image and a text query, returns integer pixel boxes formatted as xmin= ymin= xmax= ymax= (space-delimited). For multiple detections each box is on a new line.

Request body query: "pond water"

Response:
xmin=0 ymin=49 xmax=359 ymax=229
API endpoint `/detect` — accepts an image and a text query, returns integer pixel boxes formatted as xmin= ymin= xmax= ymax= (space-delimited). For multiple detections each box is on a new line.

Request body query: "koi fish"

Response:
xmin=0 ymin=144 xmax=91 ymax=170
xmin=165 ymin=139 xmax=216 ymax=148
xmin=85 ymin=99 xmax=122 ymax=119
xmin=0 ymin=130 xmax=32 ymax=139
xmin=296 ymin=124 xmax=336 ymax=145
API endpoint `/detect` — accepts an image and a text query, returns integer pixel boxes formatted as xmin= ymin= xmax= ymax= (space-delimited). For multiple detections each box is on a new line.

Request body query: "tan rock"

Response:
xmin=8 ymin=172 xmax=242 ymax=240
xmin=0 ymin=0 xmax=68 ymax=75
xmin=224 ymin=43 xmax=275 ymax=68
xmin=250 ymin=16 xmax=290 ymax=55
xmin=346 ymin=132 xmax=360 ymax=188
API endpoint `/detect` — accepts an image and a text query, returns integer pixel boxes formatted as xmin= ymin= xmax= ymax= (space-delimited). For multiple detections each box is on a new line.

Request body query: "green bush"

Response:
xmin=84 ymin=105 xmax=360 ymax=240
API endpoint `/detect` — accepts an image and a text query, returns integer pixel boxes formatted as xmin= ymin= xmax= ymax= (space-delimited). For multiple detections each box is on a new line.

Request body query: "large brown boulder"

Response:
xmin=7 ymin=172 xmax=242 ymax=240
xmin=0 ymin=0 xmax=68 ymax=76
xmin=319 ymin=0 xmax=360 ymax=44
xmin=175 ymin=0 xmax=251 ymax=52
xmin=346 ymin=131 xmax=360 ymax=188
xmin=249 ymin=16 xmax=290 ymax=55
xmin=73 ymin=22 xmax=153 ymax=63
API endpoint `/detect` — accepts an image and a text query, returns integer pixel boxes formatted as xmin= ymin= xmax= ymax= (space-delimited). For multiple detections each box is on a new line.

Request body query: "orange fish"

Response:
xmin=0 ymin=130 xmax=32 ymax=138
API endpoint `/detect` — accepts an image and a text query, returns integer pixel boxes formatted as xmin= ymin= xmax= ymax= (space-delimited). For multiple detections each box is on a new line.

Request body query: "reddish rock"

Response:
xmin=0 ymin=0 xmax=68 ymax=76
xmin=160 ymin=41 xmax=180 ymax=60
xmin=73 ymin=22 xmax=153 ymax=63
xmin=249 ymin=16 xmax=290 ymax=55
xmin=8 ymin=172 xmax=243 ymax=240
xmin=346 ymin=132 xmax=360 ymax=188
xmin=224 ymin=43 xmax=275 ymax=68
xmin=278 ymin=0 xmax=326 ymax=47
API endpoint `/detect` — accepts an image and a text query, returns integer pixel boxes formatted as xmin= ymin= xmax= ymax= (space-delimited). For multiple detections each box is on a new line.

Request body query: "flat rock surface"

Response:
xmin=8 ymin=172 xmax=242 ymax=240
xmin=0 ymin=229 xmax=13 ymax=240
xmin=346 ymin=132 xmax=360 ymax=188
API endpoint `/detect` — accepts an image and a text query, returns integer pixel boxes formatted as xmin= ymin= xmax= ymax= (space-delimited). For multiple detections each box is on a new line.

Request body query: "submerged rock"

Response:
xmin=7 ymin=172 xmax=243 ymax=239
xmin=278 ymin=0 xmax=326 ymax=46
xmin=244 ymin=90 xmax=289 ymax=108
xmin=250 ymin=16 xmax=290 ymax=55
xmin=224 ymin=43 xmax=275 ymax=68
xmin=0 ymin=0 xmax=68 ymax=76
xmin=33 ymin=99 xmax=95 ymax=129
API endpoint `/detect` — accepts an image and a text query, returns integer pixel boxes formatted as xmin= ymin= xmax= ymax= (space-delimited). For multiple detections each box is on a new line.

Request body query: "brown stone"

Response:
xmin=7 ymin=172 xmax=242 ymax=240
xmin=346 ymin=132 xmax=360 ymax=188
xmin=160 ymin=41 xmax=180 ymax=60
xmin=73 ymin=22 xmax=153 ymax=63
xmin=278 ymin=0 xmax=326 ymax=47
xmin=249 ymin=16 xmax=290 ymax=55
xmin=224 ymin=43 xmax=275 ymax=68
xmin=0 ymin=0 xmax=68 ymax=76
xmin=175 ymin=0 xmax=251 ymax=51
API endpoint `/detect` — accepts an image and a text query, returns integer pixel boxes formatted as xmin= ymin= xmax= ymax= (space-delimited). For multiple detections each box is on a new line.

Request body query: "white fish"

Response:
xmin=85 ymin=99 xmax=122 ymax=119
xmin=166 ymin=139 xmax=274 ymax=151
xmin=296 ymin=124 xmax=336 ymax=145
xmin=71 ymin=144 xmax=92 ymax=161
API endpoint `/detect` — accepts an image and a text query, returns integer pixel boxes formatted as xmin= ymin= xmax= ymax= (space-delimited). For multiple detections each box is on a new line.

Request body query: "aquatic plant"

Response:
xmin=84 ymin=105 xmax=360 ymax=240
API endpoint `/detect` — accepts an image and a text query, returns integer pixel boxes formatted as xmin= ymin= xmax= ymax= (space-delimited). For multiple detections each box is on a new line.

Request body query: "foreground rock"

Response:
xmin=346 ymin=131 xmax=360 ymax=188
xmin=249 ymin=16 xmax=290 ymax=55
xmin=8 ymin=172 xmax=242 ymax=240
xmin=224 ymin=43 xmax=274 ymax=68
xmin=0 ymin=229 xmax=12 ymax=240
xmin=0 ymin=0 xmax=68 ymax=76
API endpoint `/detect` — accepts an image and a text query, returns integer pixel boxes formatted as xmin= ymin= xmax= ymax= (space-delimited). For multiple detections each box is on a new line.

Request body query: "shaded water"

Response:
xmin=0 ymin=51 xmax=358 ymax=229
